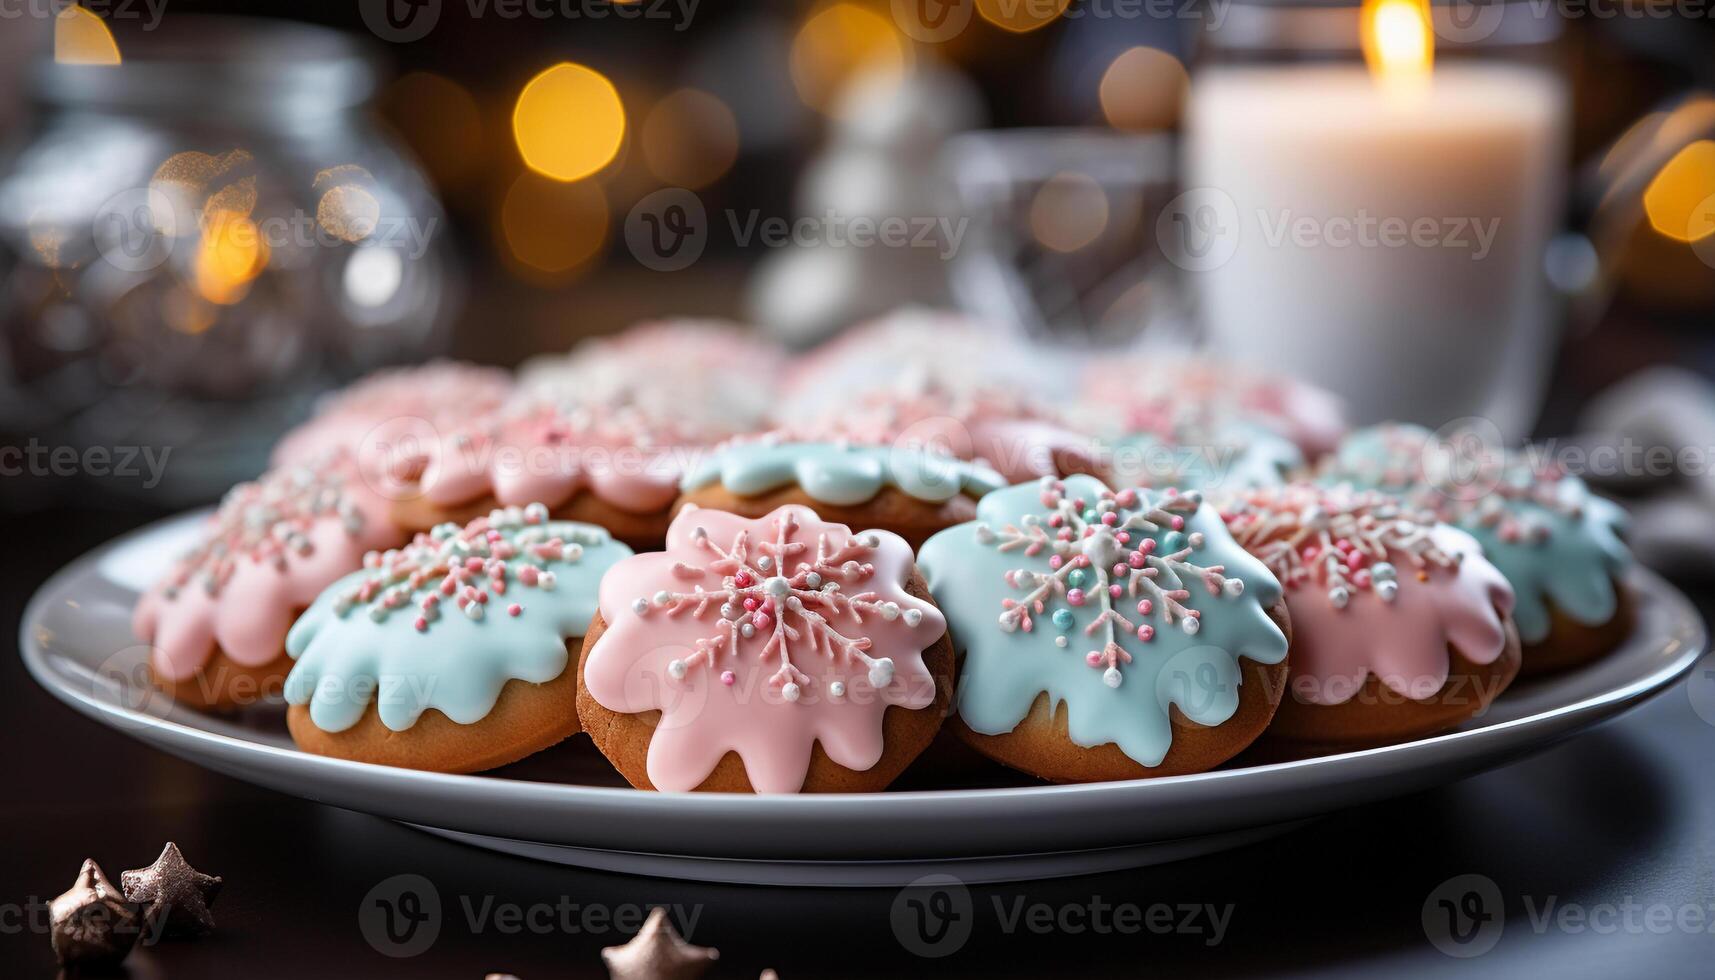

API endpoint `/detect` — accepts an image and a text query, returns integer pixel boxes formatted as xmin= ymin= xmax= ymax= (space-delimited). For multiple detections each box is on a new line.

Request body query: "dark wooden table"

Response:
xmin=3 ymin=506 xmax=1713 ymax=978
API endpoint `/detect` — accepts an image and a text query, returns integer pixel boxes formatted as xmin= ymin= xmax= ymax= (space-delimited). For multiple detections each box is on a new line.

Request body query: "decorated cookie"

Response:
xmin=284 ymin=505 xmax=631 ymax=773
xmin=133 ymin=455 xmax=406 ymax=710
xmin=1100 ymin=419 xmax=1302 ymax=493
xmin=918 ymin=476 xmax=1291 ymax=781
xmin=1221 ymin=484 xmax=1519 ymax=750
xmin=676 ymin=438 xmax=1008 ymax=550
xmin=390 ymin=402 xmax=688 ymax=550
xmin=1322 ymin=423 xmax=1633 ymax=674
xmin=271 ymin=360 xmax=513 ymax=468
xmin=578 ymin=504 xmax=955 ymax=792
xmin=518 ymin=318 xmax=786 ymax=442
xmin=1075 ymin=353 xmax=1347 ymax=457
xmin=793 ymin=380 xmax=1099 ymax=483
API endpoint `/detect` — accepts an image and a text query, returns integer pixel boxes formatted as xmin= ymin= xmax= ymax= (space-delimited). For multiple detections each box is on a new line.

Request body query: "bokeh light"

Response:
xmin=790 ymin=4 xmax=906 ymax=116
xmin=380 ymin=73 xmax=485 ymax=191
xmin=1029 ymin=171 xmax=1109 ymax=253
xmin=1098 ymin=47 xmax=1188 ymax=133
xmin=500 ymin=171 xmax=609 ymax=275
xmin=1362 ymin=0 xmax=1434 ymax=81
xmin=315 ymin=165 xmax=382 ymax=243
xmin=194 ymin=212 xmax=267 ymax=305
xmin=975 ymin=0 xmax=1069 ymax=34
xmin=642 ymin=89 xmax=740 ymax=190
xmin=1643 ymin=140 xmax=1715 ymax=243
xmin=54 ymin=6 xmax=120 ymax=65
xmin=512 ymin=63 xmax=627 ymax=183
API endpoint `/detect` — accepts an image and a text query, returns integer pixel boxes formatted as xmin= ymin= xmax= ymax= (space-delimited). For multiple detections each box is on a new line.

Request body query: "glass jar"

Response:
xmin=0 ymin=15 xmax=457 ymax=505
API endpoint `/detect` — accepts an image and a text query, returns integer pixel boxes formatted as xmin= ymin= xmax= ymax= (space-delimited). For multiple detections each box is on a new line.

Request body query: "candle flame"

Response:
xmin=1362 ymin=0 xmax=1433 ymax=84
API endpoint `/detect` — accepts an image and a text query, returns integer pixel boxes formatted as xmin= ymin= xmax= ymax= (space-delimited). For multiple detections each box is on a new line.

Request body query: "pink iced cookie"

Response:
xmin=393 ymin=402 xmax=689 ymax=549
xmin=1221 ymin=483 xmax=1520 ymax=748
xmin=271 ymin=360 xmax=513 ymax=468
xmin=578 ymin=504 xmax=955 ymax=793
xmin=1078 ymin=354 xmax=1347 ymax=456
xmin=518 ymin=319 xmax=786 ymax=442
xmin=132 ymin=453 xmax=407 ymax=709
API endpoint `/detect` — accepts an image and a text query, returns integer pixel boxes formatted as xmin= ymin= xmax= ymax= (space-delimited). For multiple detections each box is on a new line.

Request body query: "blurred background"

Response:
xmin=1 ymin=0 xmax=1714 ymax=526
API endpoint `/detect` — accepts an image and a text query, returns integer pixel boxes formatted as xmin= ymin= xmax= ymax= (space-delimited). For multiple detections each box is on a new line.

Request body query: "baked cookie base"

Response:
xmin=576 ymin=570 xmax=957 ymax=793
xmin=673 ymin=484 xmax=979 ymax=551
xmin=286 ymin=642 xmax=583 ymax=774
xmin=1518 ymin=582 xmax=1634 ymax=677
xmin=151 ymin=647 xmax=290 ymax=712
xmin=1256 ymin=612 xmax=1522 ymax=754
xmin=391 ymin=491 xmax=672 ymax=552
xmin=951 ymin=600 xmax=1294 ymax=782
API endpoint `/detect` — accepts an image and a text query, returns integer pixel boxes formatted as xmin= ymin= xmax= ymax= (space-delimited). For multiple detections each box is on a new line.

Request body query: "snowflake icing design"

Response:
xmin=628 ymin=509 xmax=918 ymax=702
xmin=1331 ymin=425 xmax=1589 ymax=547
xmin=328 ymin=503 xmax=594 ymax=631
xmin=978 ymin=478 xmax=1245 ymax=689
xmin=1223 ymin=487 xmax=1460 ymax=610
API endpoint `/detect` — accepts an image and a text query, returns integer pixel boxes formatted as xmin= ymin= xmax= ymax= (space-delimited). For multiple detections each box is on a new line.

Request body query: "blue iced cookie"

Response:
xmin=919 ymin=475 xmax=1291 ymax=780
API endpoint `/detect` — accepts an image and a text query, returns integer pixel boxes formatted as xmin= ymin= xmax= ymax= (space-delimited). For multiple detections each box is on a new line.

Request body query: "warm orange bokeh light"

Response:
xmin=1362 ymin=0 xmax=1433 ymax=84
xmin=54 ymin=6 xmax=121 ymax=65
xmin=500 ymin=172 xmax=609 ymax=275
xmin=1643 ymin=140 xmax=1715 ymax=244
xmin=976 ymin=0 xmax=1069 ymax=33
xmin=641 ymin=89 xmax=740 ymax=190
xmin=382 ymin=72 xmax=485 ymax=190
xmin=1029 ymin=171 xmax=1109 ymax=253
xmin=513 ymin=63 xmax=627 ymax=183
xmin=194 ymin=212 xmax=267 ymax=305
xmin=1098 ymin=47 xmax=1188 ymax=133
xmin=790 ymin=4 xmax=906 ymax=116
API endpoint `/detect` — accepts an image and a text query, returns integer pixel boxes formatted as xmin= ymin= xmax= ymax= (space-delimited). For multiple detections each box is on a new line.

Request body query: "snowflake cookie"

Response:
xmin=918 ymin=475 xmax=1288 ymax=769
xmin=1321 ymin=423 xmax=1630 ymax=647
xmin=285 ymin=504 xmax=631 ymax=734
xmin=581 ymin=504 xmax=948 ymax=793
xmin=1221 ymin=483 xmax=1515 ymax=706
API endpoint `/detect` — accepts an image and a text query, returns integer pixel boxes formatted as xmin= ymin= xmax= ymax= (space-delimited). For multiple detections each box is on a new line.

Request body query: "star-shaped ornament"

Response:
xmin=602 ymin=906 xmax=719 ymax=980
xmin=121 ymin=842 xmax=223 ymax=939
xmin=49 ymin=859 xmax=143 ymax=968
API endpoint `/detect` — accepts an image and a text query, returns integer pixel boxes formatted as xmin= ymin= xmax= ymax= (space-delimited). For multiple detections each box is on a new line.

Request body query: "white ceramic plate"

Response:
xmin=21 ymin=511 xmax=1707 ymax=886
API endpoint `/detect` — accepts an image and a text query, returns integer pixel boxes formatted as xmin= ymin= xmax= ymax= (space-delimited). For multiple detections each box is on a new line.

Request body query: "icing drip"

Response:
xmin=919 ymin=475 xmax=1288 ymax=768
xmin=416 ymin=402 xmax=687 ymax=514
xmin=583 ymin=505 xmax=947 ymax=793
xmin=1220 ymin=483 xmax=1515 ymax=703
xmin=285 ymin=506 xmax=631 ymax=732
xmin=133 ymin=455 xmax=404 ymax=681
xmin=680 ymin=438 xmax=1006 ymax=506
xmin=1322 ymin=424 xmax=1631 ymax=644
